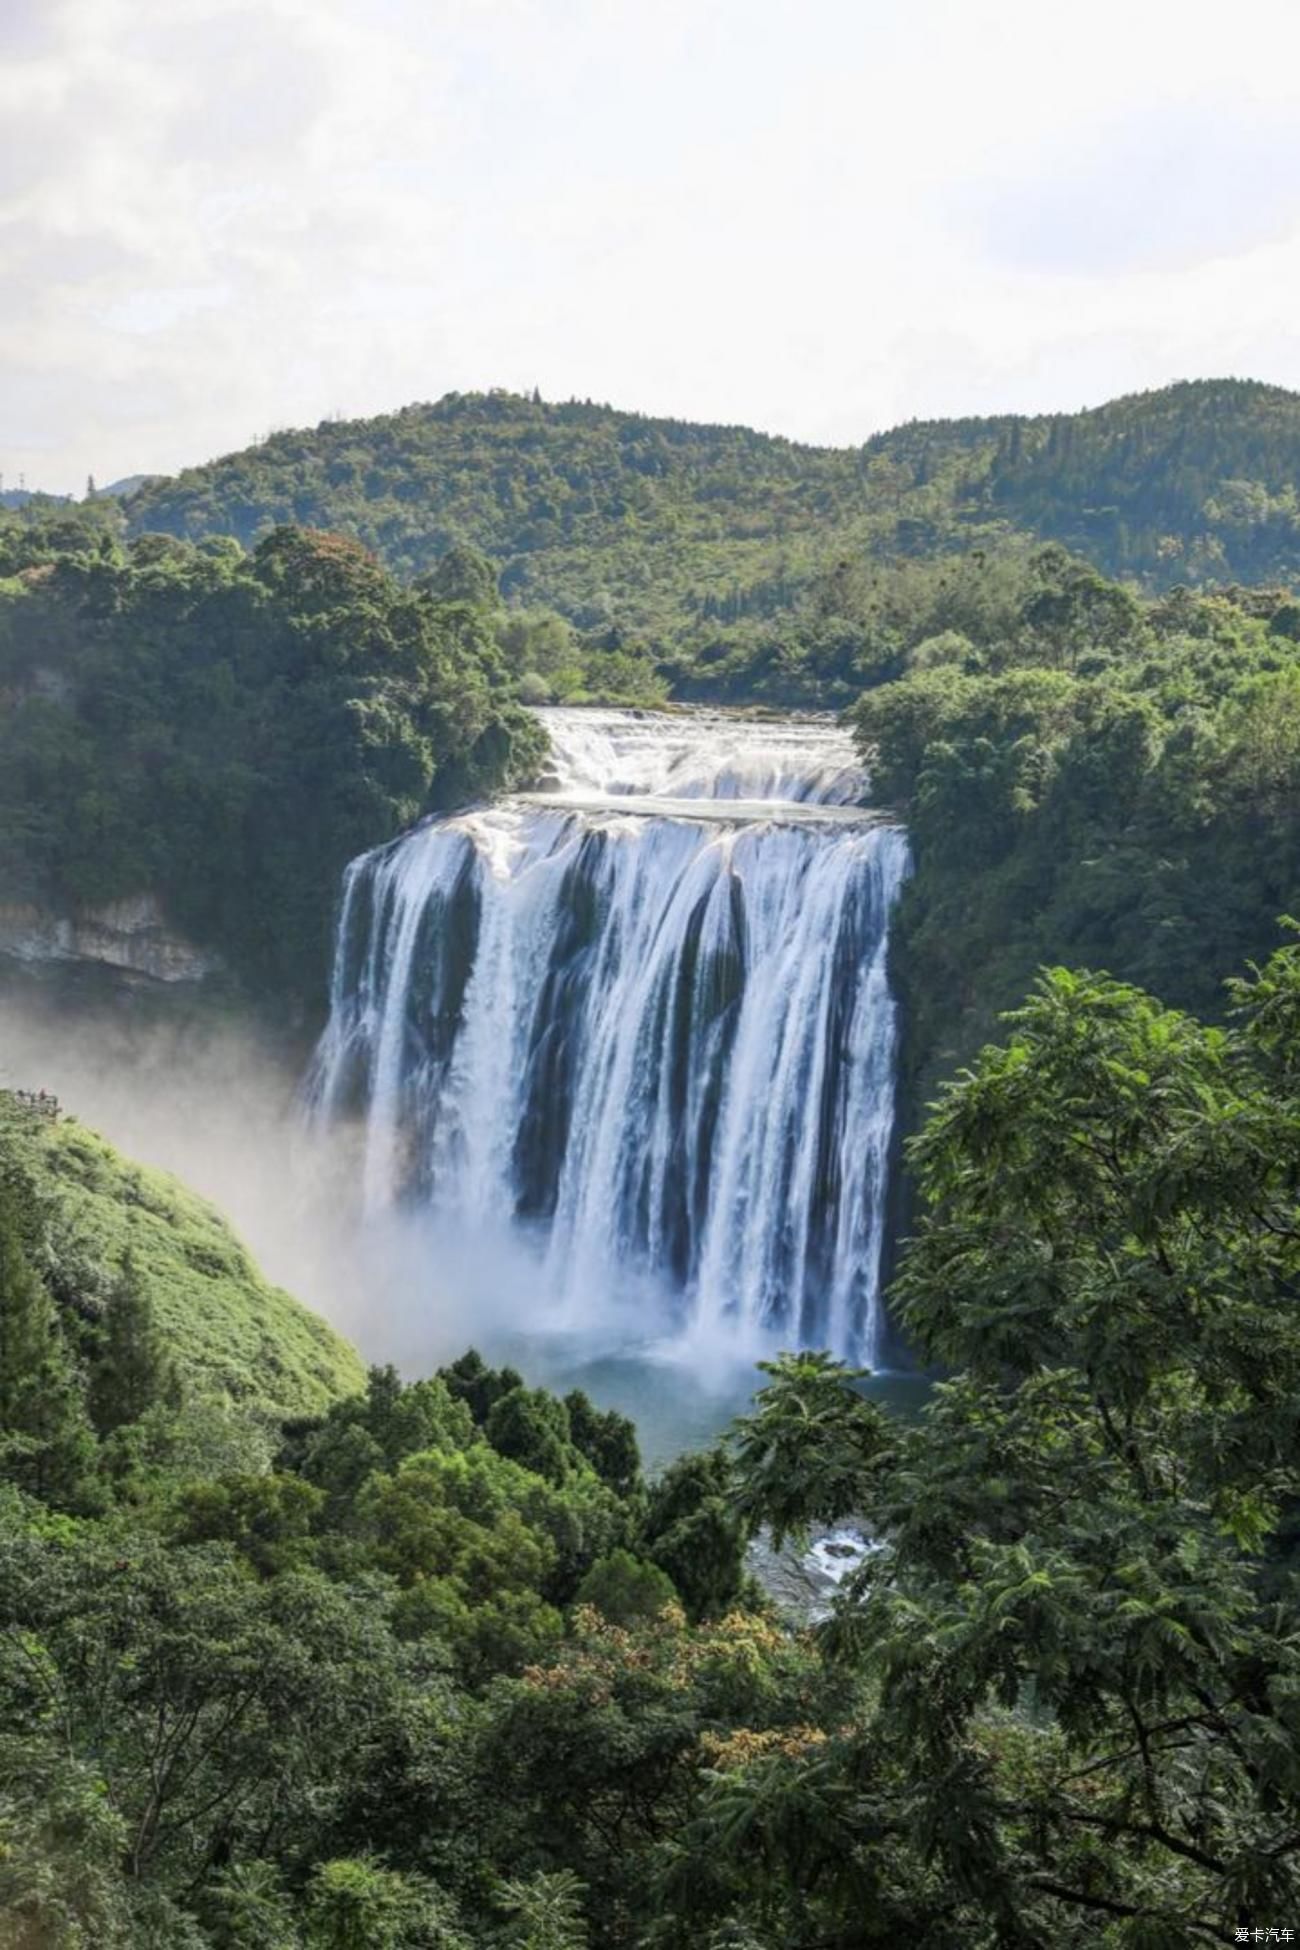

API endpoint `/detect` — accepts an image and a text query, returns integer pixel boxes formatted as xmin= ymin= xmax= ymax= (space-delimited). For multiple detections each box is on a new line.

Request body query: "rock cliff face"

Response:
xmin=0 ymin=895 xmax=220 ymax=983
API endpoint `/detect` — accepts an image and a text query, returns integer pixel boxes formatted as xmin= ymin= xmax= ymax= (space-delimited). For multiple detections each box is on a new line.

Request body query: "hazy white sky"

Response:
xmin=5 ymin=0 xmax=1300 ymax=493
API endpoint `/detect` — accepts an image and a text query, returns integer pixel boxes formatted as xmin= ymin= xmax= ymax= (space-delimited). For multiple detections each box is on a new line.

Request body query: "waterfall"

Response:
xmin=308 ymin=709 xmax=909 ymax=1365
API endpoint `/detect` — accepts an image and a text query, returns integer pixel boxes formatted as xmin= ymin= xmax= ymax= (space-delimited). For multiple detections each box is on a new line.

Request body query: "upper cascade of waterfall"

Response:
xmin=309 ymin=708 xmax=908 ymax=1367
xmin=528 ymin=707 xmax=869 ymax=810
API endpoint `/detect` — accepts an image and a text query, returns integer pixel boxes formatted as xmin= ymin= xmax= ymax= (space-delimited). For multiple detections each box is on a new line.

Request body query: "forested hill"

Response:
xmin=0 ymin=519 xmax=546 ymax=1005
xmin=124 ymin=379 xmax=1300 ymax=642
xmin=0 ymin=1090 xmax=361 ymax=1433
xmin=979 ymin=378 xmax=1300 ymax=580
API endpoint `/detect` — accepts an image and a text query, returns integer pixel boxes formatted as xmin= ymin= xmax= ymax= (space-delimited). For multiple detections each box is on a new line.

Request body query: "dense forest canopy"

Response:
xmin=842 ymin=545 xmax=1300 ymax=1110
xmin=3 ymin=932 xmax=1299 ymax=1944
xmin=0 ymin=507 xmax=546 ymax=1004
xmin=5 ymin=491 xmax=1300 ymax=1050
xmin=118 ymin=380 xmax=1300 ymax=686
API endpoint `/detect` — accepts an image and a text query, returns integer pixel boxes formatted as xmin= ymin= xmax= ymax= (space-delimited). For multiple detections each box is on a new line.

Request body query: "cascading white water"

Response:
xmin=308 ymin=709 xmax=909 ymax=1365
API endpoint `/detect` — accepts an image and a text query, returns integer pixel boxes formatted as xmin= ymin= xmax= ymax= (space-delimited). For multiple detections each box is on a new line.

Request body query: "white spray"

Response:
xmin=309 ymin=710 xmax=909 ymax=1366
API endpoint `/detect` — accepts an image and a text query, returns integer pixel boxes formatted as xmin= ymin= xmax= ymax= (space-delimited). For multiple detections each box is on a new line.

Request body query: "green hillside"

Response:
xmin=981 ymin=377 xmax=1300 ymax=581
xmin=123 ymin=379 xmax=1300 ymax=654
xmin=0 ymin=1091 xmax=362 ymax=1422
xmin=0 ymin=514 xmax=545 ymax=1003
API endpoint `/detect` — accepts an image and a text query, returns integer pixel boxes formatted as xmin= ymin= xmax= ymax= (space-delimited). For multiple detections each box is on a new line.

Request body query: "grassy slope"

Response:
xmin=1 ymin=1095 xmax=363 ymax=1421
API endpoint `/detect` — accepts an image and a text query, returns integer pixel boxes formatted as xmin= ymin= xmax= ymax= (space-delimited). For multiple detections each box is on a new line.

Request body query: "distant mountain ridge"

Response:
xmin=99 ymin=472 xmax=164 ymax=499
xmin=0 ymin=488 xmax=71 ymax=511
xmin=122 ymin=379 xmax=1300 ymax=642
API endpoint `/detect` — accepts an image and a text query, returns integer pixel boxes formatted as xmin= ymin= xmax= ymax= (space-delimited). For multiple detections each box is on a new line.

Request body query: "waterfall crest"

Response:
xmin=309 ymin=710 xmax=909 ymax=1364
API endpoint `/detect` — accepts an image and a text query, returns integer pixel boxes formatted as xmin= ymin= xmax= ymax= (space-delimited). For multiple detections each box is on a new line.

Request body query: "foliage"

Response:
xmin=5 ymin=938 xmax=1300 ymax=1943
xmin=0 ymin=1176 xmax=97 ymax=1507
xmin=88 ymin=1248 xmax=179 ymax=1435
xmin=641 ymin=1449 xmax=746 ymax=1621
xmin=8 ymin=397 xmax=1300 ymax=1042
xmin=474 ymin=1602 xmax=824 ymax=1937
xmin=437 ymin=1348 xmax=526 ymax=1427
xmin=484 ymin=1386 xmax=576 ymax=1486
xmin=724 ymin=944 xmax=1300 ymax=1945
xmin=114 ymin=381 xmax=1300 ymax=707
xmin=496 ymin=1870 xmax=589 ymax=1950
xmin=730 ymin=1351 xmax=890 ymax=1548
xmin=304 ymin=1856 xmax=469 ymax=1949
xmin=0 ymin=1073 xmax=831 ymax=1946
xmin=0 ymin=514 xmax=546 ymax=1005
xmin=848 ymin=547 xmax=1300 ymax=1114
xmin=562 ymin=1391 xmax=641 ymax=1499
xmin=0 ymin=1091 xmax=363 ymax=1425
xmin=574 ymin=1551 xmax=677 ymax=1626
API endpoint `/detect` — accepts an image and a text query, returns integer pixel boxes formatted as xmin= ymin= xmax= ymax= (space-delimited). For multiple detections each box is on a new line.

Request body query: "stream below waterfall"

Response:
xmin=307 ymin=707 xmax=916 ymax=1454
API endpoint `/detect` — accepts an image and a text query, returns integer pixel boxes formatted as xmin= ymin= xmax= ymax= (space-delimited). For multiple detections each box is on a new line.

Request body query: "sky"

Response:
xmin=5 ymin=0 xmax=1300 ymax=494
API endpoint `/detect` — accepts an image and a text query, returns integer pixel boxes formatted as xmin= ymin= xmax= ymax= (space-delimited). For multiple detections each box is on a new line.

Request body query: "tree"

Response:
xmin=472 ymin=1601 xmax=819 ymax=1938
xmin=352 ymin=1365 xmax=474 ymax=1467
xmin=0 ymin=1181 xmax=96 ymax=1507
xmin=575 ymin=1549 xmax=676 ymax=1624
xmin=0 ymin=1736 xmax=139 ymax=1949
xmin=731 ymin=950 xmax=1300 ymax=1942
xmin=203 ymin=1859 xmax=302 ymax=1948
xmin=730 ymin=1351 xmax=889 ymax=1547
xmin=485 ymin=1387 xmax=573 ymax=1485
xmin=304 ymin=1857 xmax=468 ymax=1949
xmin=0 ymin=517 xmax=544 ymax=1006
xmin=497 ymin=1869 xmax=588 ymax=1949
xmin=0 ymin=1182 xmax=52 ymax=1429
xmin=516 ymin=669 xmax=553 ymax=705
xmin=0 ymin=1515 xmax=416 ymax=1901
xmin=172 ymin=1472 xmax=324 ymax=1577
xmin=438 ymin=1349 xmax=524 ymax=1426
xmin=88 ymin=1251 xmax=177 ymax=1435
xmin=563 ymin=1390 xmax=641 ymax=1497
xmin=642 ymin=1450 xmax=745 ymax=1620
xmin=424 ymin=543 xmax=499 ymax=609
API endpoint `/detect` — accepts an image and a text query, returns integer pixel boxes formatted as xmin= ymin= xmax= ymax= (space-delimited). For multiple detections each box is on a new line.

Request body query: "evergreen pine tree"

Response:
xmin=0 ymin=1181 xmax=50 ymax=1424
xmin=0 ymin=1182 xmax=96 ymax=1505
xmin=88 ymin=1251 xmax=176 ymax=1435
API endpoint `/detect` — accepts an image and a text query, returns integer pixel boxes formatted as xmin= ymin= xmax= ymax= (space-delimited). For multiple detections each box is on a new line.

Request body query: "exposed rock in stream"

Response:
xmin=747 ymin=1521 xmax=878 ymax=1623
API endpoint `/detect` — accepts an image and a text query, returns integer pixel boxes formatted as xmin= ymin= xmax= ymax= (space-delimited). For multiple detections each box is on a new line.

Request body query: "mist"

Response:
xmin=0 ymin=979 xmax=764 ymax=1459
xmin=0 ymin=983 xmax=436 ymax=1359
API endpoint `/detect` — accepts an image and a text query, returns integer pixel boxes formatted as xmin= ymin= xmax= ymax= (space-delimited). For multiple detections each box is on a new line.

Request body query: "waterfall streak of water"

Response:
xmin=309 ymin=710 xmax=909 ymax=1361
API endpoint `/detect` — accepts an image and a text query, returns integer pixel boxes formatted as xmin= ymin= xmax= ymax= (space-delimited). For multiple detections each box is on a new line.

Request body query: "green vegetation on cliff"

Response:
xmin=8 ymin=380 xmax=1300 ymax=1023
xmin=0 ymin=513 xmax=545 ymax=1007
xmin=0 ymin=1091 xmax=361 ymax=1427
xmin=6 ymin=385 xmax=1300 ymax=1112
xmin=847 ymin=545 xmax=1300 ymax=1110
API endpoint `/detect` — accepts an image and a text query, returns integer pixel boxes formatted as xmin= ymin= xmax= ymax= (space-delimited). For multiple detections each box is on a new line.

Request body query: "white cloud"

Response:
xmin=955 ymin=99 xmax=1300 ymax=276
xmin=3 ymin=0 xmax=1300 ymax=491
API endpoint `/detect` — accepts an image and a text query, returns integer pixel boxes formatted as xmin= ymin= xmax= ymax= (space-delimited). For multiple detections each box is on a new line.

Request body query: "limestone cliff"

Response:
xmin=0 ymin=894 xmax=220 ymax=983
